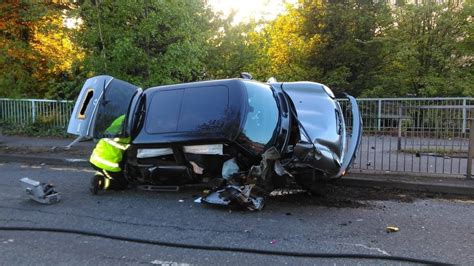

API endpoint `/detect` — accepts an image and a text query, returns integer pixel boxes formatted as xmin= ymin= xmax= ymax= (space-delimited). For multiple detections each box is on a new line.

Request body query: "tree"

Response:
xmin=364 ymin=1 xmax=473 ymax=97
xmin=76 ymin=0 xmax=215 ymax=88
xmin=264 ymin=4 xmax=313 ymax=81
xmin=204 ymin=14 xmax=264 ymax=79
xmin=301 ymin=0 xmax=393 ymax=95
xmin=0 ymin=1 xmax=82 ymax=98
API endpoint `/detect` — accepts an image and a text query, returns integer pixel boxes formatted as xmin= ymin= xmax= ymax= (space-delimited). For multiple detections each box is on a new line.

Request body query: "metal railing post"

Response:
xmin=398 ymin=106 xmax=402 ymax=151
xmin=31 ymin=100 xmax=36 ymax=123
xmin=467 ymin=119 xmax=474 ymax=179
xmin=462 ymin=99 xmax=467 ymax=134
xmin=377 ymin=99 xmax=382 ymax=131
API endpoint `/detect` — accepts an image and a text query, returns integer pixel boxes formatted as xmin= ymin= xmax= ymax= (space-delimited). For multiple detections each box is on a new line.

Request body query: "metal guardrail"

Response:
xmin=339 ymin=97 xmax=474 ymax=178
xmin=1 ymin=97 xmax=474 ymax=178
xmin=0 ymin=98 xmax=73 ymax=128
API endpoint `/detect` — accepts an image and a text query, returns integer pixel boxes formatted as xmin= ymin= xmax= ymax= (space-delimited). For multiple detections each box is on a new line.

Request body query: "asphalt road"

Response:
xmin=0 ymin=162 xmax=473 ymax=265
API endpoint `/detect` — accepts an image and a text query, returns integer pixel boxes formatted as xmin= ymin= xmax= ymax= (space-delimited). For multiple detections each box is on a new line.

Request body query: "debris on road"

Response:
xmin=386 ymin=226 xmax=400 ymax=233
xmin=19 ymin=177 xmax=61 ymax=204
xmin=198 ymin=179 xmax=265 ymax=211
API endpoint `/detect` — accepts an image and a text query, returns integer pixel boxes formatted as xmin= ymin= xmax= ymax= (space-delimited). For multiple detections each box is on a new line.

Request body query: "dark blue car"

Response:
xmin=68 ymin=75 xmax=361 ymax=199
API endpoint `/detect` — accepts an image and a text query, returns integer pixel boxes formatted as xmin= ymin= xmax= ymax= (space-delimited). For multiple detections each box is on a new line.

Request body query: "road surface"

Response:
xmin=0 ymin=162 xmax=473 ymax=265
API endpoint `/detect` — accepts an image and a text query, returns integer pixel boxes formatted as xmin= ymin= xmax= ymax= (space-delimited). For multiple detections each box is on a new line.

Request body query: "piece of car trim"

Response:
xmin=137 ymin=144 xmax=224 ymax=158
xmin=336 ymin=94 xmax=362 ymax=177
xmin=183 ymin=144 xmax=223 ymax=155
xmin=137 ymin=148 xmax=173 ymax=158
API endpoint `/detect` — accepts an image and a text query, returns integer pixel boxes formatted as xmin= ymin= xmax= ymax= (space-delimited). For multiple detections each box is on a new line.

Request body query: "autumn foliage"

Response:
xmin=0 ymin=0 xmax=472 ymax=99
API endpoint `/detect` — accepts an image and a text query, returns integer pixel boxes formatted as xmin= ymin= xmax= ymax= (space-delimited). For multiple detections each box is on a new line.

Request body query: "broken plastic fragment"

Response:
xmin=19 ymin=177 xmax=61 ymax=204
xmin=256 ymin=147 xmax=281 ymax=191
xmin=189 ymin=161 xmax=204 ymax=175
xmin=274 ymin=160 xmax=286 ymax=176
xmin=386 ymin=226 xmax=399 ymax=233
xmin=222 ymin=158 xmax=240 ymax=180
xmin=274 ymin=160 xmax=293 ymax=177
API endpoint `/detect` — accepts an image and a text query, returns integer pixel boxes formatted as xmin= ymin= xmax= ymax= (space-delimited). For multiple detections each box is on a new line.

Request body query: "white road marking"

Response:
xmin=65 ymin=158 xmax=88 ymax=162
xmin=49 ymin=167 xmax=94 ymax=173
xmin=13 ymin=163 xmax=93 ymax=173
xmin=329 ymin=241 xmax=391 ymax=256
xmin=150 ymin=260 xmax=190 ymax=266
xmin=353 ymin=243 xmax=391 ymax=256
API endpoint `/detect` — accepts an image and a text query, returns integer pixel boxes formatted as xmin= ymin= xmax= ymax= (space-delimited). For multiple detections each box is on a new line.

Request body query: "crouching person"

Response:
xmin=89 ymin=115 xmax=130 ymax=194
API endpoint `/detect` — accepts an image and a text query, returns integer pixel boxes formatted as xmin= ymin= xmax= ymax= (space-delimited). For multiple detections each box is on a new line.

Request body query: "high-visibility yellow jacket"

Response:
xmin=90 ymin=115 xmax=130 ymax=172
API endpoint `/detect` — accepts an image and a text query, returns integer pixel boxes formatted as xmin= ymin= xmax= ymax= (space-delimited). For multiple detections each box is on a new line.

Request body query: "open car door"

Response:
xmin=67 ymin=75 xmax=141 ymax=139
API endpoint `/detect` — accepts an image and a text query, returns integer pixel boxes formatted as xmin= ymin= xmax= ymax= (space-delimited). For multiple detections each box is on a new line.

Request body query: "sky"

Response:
xmin=208 ymin=0 xmax=297 ymax=23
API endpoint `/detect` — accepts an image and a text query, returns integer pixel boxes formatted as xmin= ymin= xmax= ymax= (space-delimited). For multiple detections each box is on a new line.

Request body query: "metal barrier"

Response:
xmin=339 ymin=98 xmax=474 ymax=178
xmin=0 ymin=98 xmax=73 ymax=128
xmin=1 ymin=97 xmax=474 ymax=177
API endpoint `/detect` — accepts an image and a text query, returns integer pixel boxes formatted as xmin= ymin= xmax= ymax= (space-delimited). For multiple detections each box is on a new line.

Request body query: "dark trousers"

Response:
xmin=91 ymin=164 xmax=128 ymax=190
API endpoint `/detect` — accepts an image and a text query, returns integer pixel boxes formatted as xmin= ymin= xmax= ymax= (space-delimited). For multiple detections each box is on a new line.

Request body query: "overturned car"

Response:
xmin=68 ymin=75 xmax=361 ymax=210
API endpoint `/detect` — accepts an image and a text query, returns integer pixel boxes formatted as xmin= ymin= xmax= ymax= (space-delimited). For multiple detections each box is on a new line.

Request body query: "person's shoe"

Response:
xmin=90 ymin=173 xmax=105 ymax=195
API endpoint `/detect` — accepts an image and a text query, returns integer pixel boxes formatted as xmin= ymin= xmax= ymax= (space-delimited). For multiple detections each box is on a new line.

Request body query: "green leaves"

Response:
xmin=244 ymin=0 xmax=472 ymax=97
xmin=379 ymin=1 xmax=473 ymax=97
xmin=1 ymin=1 xmax=471 ymax=99
xmin=77 ymin=0 xmax=214 ymax=88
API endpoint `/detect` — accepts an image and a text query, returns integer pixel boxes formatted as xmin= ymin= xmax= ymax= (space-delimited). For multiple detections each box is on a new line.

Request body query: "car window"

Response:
xmin=93 ymin=79 xmax=137 ymax=138
xmin=178 ymin=86 xmax=229 ymax=132
xmin=145 ymin=86 xmax=229 ymax=134
xmin=145 ymin=89 xmax=184 ymax=134
xmin=240 ymin=81 xmax=279 ymax=150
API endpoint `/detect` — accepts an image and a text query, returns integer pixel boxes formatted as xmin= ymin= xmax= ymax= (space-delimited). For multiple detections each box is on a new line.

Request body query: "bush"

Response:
xmin=0 ymin=121 xmax=69 ymax=138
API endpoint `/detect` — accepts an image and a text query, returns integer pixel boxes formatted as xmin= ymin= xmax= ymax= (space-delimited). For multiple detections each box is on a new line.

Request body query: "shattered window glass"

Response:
xmin=240 ymin=81 xmax=279 ymax=151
